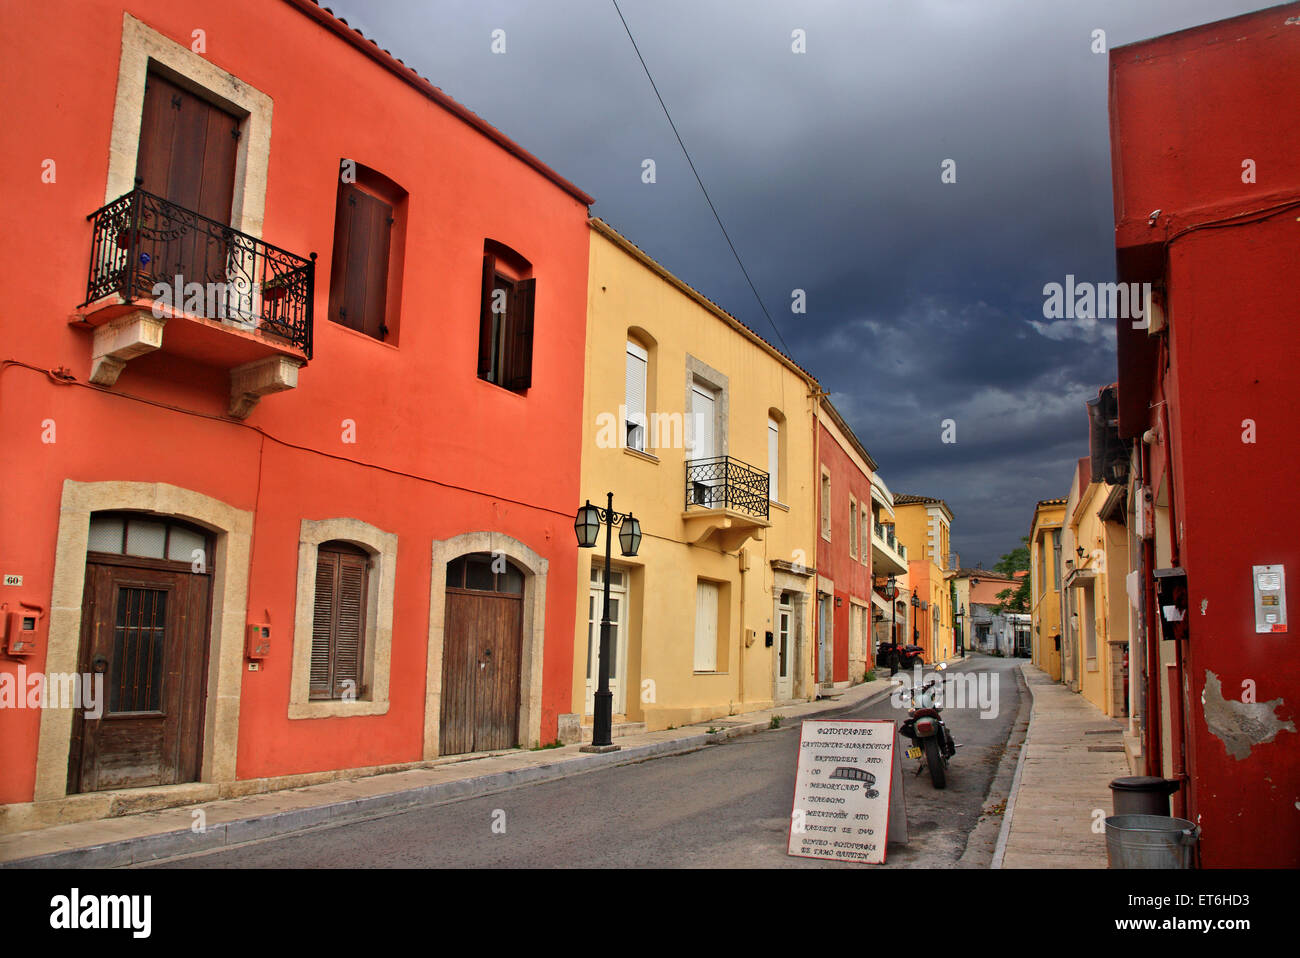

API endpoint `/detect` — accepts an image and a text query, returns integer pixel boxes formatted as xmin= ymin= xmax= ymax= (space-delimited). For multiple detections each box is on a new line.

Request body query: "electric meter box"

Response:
xmin=246 ymin=623 xmax=272 ymax=659
xmin=1253 ymin=565 xmax=1287 ymax=634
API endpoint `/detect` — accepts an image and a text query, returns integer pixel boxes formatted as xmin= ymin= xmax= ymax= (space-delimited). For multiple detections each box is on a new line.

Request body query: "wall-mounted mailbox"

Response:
xmin=246 ymin=623 xmax=271 ymax=659
xmin=3 ymin=602 xmax=44 ymax=657
xmin=1253 ymin=565 xmax=1287 ymax=634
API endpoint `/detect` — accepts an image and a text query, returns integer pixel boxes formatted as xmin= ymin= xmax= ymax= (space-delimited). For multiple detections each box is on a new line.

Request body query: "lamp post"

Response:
xmin=574 ymin=492 xmax=641 ymax=750
xmin=885 ymin=575 xmax=897 ymax=676
xmin=911 ymin=592 xmax=921 ymax=660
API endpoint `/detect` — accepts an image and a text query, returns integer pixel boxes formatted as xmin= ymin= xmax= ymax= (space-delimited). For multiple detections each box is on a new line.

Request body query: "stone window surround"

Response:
xmin=106 ymin=13 xmax=273 ymax=235
xmin=34 ymin=481 xmax=252 ymax=802
xmin=684 ymin=354 xmax=728 ymax=459
xmin=288 ymin=518 xmax=399 ymax=719
xmin=424 ymin=532 xmax=549 ymax=758
xmin=820 ymin=467 xmax=832 ymax=541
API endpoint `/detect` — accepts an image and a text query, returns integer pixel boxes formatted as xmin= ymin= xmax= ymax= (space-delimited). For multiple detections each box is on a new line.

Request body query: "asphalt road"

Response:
xmin=150 ymin=654 xmax=1022 ymax=868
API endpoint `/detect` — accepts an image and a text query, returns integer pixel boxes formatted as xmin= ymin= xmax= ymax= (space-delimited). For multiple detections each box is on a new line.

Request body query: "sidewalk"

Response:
xmin=1 ymin=670 xmax=910 ymax=868
xmin=995 ymin=664 xmax=1128 ymax=868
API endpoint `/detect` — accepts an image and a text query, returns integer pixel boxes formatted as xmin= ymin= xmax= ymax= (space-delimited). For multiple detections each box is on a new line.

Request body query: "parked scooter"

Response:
xmin=898 ymin=662 xmax=959 ymax=788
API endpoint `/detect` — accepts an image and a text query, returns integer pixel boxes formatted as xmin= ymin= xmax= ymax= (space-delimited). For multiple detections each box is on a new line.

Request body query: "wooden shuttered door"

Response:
xmin=329 ymin=183 xmax=392 ymax=340
xmin=136 ymin=72 xmax=239 ymax=224
xmin=310 ymin=544 xmax=369 ymax=699
xmin=135 ymin=72 xmax=240 ymax=295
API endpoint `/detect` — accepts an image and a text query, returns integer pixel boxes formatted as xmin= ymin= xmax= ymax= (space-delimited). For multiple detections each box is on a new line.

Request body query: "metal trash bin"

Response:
xmin=1105 ymin=815 xmax=1198 ymax=869
xmin=1110 ymin=776 xmax=1180 ymax=817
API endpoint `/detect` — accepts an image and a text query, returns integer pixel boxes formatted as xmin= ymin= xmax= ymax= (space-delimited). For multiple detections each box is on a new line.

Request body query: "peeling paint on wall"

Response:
xmin=1202 ymin=671 xmax=1296 ymax=760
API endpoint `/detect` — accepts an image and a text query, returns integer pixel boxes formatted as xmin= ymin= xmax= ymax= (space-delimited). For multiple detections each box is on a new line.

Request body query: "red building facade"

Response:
xmin=1109 ymin=4 xmax=1300 ymax=867
xmin=0 ymin=0 xmax=592 ymax=824
xmin=814 ymin=400 xmax=877 ymax=686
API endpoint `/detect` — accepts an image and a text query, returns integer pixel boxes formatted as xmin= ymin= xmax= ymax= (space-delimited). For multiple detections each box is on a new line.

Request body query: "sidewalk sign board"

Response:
xmin=787 ymin=719 xmax=903 ymax=864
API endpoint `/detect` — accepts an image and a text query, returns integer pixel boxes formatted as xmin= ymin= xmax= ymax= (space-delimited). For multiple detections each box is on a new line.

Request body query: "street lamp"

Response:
xmin=574 ymin=493 xmax=641 ymax=751
xmin=884 ymin=575 xmax=897 ymax=676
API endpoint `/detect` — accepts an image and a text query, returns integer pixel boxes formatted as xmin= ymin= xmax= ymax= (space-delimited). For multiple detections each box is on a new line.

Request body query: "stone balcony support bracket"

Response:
xmin=89 ymin=312 xmax=167 ymax=386
xmin=229 ymin=355 xmax=303 ymax=419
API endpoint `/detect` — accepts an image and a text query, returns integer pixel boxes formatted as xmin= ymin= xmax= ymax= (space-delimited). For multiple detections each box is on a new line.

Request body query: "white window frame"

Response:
xmin=625 ymin=340 xmax=649 ymax=452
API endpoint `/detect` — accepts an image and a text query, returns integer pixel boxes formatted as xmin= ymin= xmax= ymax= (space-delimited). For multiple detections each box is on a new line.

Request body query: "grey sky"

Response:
xmin=321 ymin=0 xmax=1272 ymax=565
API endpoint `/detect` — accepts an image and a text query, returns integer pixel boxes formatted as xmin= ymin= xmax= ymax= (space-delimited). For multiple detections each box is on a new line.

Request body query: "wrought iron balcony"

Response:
xmin=81 ymin=187 xmax=315 ymax=358
xmin=685 ymin=456 xmax=770 ymax=520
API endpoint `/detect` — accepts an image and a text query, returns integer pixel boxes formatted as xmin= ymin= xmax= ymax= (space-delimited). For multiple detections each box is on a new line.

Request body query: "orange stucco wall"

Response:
xmin=0 ymin=0 xmax=591 ymax=801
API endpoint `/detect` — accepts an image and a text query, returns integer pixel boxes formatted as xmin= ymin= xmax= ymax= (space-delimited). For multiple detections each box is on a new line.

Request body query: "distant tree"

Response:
xmin=993 ymin=537 xmax=1030 ymax=613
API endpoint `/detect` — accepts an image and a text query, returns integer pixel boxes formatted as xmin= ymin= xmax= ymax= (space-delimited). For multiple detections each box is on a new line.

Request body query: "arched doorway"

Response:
xmin=440 ymin=553 xmax=525 ymax=755
xmin=68 ymin=512 xmax=214 ymax=792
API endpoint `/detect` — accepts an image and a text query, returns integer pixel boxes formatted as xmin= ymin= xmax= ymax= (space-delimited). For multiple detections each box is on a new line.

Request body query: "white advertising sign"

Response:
xmin=787 ymin=719 xmax=897 ymax=864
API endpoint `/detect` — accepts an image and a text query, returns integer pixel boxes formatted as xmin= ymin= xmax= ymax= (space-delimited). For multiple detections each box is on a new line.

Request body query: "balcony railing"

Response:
xmin=685 ymin=456 xmax=770 ymax=520
xmin=873 ymin=520 xmax=907 ymax=561
xmin=82 ymin=187 xmax=315 ymax=358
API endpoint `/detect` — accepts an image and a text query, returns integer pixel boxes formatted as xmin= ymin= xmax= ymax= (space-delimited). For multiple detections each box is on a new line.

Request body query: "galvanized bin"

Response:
xmin=1105 ymin=814 xmax=1198 ymax=868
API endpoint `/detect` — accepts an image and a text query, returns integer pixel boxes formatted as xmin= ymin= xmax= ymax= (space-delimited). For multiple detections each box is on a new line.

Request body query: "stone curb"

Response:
xmin=3 ymin=680 xmax=903 ymax=869
xmin=991 ymin=663 xmax=1036 ymax=869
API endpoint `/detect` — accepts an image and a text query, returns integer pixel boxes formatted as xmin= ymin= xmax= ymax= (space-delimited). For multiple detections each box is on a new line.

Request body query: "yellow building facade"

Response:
xmin=1029 ymin=498 xmax=1066 ymax=681
xmin=568 ymin=220 xmax=820 ymax=735
xmin=1062 ymin=464 xmax=1130 ymax=719
xmin=891 ymin=496 xmax=955 ymax=663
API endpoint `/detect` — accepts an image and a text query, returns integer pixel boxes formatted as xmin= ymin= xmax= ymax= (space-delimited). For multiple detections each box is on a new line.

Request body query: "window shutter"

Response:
xmin=507 ymin=278 xmax=536 ymax=391
xmin=357 ymin=191 xmax=392 ymax=340
xmin=310 ymin=551 xmax=337 ymax=698
xmin=332 ymin=551 xmax=368 ymax=696
xmin=477 ymin=254 xmax=496 ymax=377
xmin=626 ymin=342 xmax=648 ymax=450
xmin=768 ymin=418 xmax=779 ymax=500
xmin=694 ymin=582 xmax=719 ymax=672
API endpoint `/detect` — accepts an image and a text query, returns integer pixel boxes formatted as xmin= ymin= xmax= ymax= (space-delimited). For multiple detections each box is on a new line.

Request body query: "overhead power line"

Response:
xmin=610 ymin=0 xmax=794 ymax=359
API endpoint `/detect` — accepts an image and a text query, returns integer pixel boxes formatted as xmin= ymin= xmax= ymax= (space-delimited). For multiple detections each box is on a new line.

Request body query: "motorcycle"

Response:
xmin=897 ymin=662 xmax=959 ymax=788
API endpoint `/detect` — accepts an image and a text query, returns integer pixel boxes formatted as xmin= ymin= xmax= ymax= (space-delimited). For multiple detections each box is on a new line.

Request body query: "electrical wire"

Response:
xmin=610 ymin=0 xmax=794 ymax=360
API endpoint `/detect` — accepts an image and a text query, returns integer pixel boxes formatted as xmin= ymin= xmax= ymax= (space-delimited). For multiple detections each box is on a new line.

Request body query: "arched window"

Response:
xmin=478 ymin=240 xmax=535 ymax=392
xmin=328 ymin=161 xmax=407 ymax=342
xmin=310 ymin=541 xmax=371 ymax=700
xmin=87 ymin=512 xmax=212 ymax=567
xmin=447 ymin=553 xmax=524 ymax=594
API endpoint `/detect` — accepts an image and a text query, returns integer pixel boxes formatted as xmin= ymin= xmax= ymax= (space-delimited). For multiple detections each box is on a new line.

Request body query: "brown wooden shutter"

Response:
xmin=477 ymin=254 xmax=497 ymax=377
xmin=506 ymin=278 xmax=536 ymax=391
xmin=135 ymin=72 xmax=237 ymax=224
xmin=329 ymin=184 xmax=391 ymax=339
xmin=310 ymin=545 xmax=369 ymax=700
xmin=309 ymin=551 xmax=337 ymax=698
xmin=332 ymin=552 xmax=368 ymax=696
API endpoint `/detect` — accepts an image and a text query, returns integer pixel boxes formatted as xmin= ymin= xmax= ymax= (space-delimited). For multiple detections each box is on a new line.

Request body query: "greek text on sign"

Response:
xmin=788 ymin=719 xmax=896 ymax=864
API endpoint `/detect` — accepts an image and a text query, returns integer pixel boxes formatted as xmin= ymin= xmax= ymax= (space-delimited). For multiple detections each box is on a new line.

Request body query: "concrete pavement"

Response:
xmin=994 ymin=663 xmax=1128 ymax=868
xmin=2 ymin=669 xmax=916 ymax=868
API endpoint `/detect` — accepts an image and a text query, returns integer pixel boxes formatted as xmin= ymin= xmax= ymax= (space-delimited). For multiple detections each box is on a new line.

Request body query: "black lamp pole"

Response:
xmin=574 ymin=492 xmax=641 ymax=750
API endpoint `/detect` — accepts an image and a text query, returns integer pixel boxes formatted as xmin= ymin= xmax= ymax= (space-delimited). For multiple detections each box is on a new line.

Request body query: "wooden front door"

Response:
xmin=440 ymin=555 xmax=524 ymax=755
xmin=69 ymin=559 xmax=211 ymax=792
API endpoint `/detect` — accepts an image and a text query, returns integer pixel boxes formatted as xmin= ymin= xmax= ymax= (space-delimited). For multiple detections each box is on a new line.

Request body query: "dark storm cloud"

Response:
xmin=323 ymin=0 xmax=1271 ymax=564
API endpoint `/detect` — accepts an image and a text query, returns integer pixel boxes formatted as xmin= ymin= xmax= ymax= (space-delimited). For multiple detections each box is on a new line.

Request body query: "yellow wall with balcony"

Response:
xmin=568 ymin=221 xmax=820 ymax=735
xmin=893 ymin=499 xmax=955 ymax=663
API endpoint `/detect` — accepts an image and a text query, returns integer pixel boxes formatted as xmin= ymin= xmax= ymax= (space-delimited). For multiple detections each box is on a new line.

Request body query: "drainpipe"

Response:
xmin=1158 ymin=401 xmax=1189 ymax=817
xmin=738 ymin=547 xmax=747 ymax=709
xmin=810 ymin=387 xmax=821 ymax=700
xmin=1140 ymin=430 xmax=1161 ymax=776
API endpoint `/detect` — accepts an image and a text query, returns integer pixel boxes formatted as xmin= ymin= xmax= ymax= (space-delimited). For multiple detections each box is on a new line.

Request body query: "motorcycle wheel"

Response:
xmin=923 ymin=737 xmax=946 ymax=789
